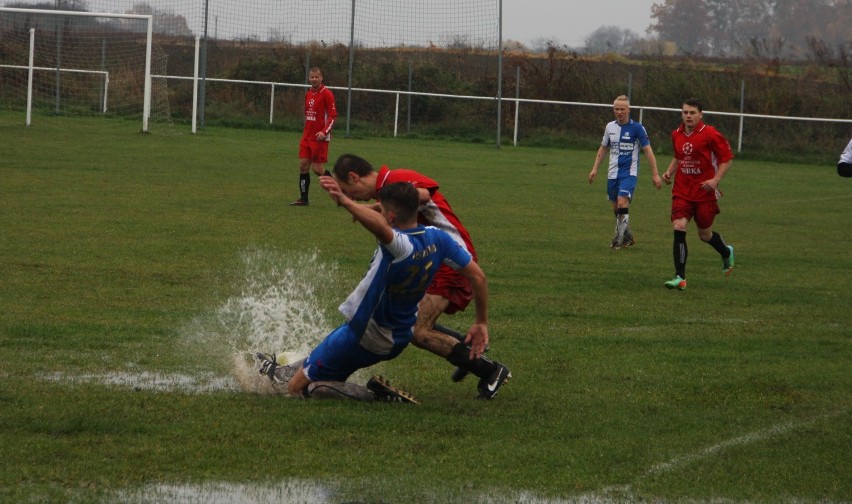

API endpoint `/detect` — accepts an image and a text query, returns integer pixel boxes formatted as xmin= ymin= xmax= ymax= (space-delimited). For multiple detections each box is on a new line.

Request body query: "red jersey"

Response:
xmin=303 ymin=85 xmax=337 ymax=140
xmin=670 ymin=121 xmax=734 ymax=202
xmin=375 ymin=165 xmax=477 ymax=261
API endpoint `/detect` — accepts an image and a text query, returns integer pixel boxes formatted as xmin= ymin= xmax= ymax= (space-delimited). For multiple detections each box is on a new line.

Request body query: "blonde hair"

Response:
xmin=613 ymin=95 xmax=630 ymax=106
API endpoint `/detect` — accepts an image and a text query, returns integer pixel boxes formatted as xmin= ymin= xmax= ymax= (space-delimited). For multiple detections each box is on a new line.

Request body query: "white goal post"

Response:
xmin=0 ymin=7 xmax=153 ymax=131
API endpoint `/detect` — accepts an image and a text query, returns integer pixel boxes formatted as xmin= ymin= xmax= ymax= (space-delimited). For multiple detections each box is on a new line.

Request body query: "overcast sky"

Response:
xmin=503 ymin=0 xmax=657 ymax=47
xmin=77 ymin=0 xmax=659 ymax=48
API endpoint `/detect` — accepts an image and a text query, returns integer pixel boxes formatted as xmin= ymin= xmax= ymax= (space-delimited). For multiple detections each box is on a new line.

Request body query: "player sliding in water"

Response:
xmin=329 ymin=154 xmax=511 ymax=399
xmin=256 ymin=178 xmax=490 ymax=403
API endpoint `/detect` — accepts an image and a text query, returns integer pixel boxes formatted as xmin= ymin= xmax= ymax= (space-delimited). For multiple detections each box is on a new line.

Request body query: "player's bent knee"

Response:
xmin=409 ymin=336 xmax=428 ymax=350
xmin=410 ymin=327 xmax=431 ymax=349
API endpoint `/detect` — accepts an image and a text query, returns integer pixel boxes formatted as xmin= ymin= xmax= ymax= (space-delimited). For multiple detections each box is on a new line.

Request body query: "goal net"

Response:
xmin=262 ymin=0 xmax=499 ymax=50
xmin=2 ymin=1 xmax=499 ymax=132
xmin=0 ymin=6 xmax=170 ymax=130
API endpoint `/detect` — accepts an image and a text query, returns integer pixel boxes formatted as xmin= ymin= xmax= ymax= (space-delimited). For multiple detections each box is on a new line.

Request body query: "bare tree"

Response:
xmin=649 ymin=0 xmax=712 ymax=55
xmin=649 ymin=0 xmax=847 ymax=59
xmin=704 ymin=0 xmax=772 ymax=56
xmin=126 ymin=2 xmax=193 ymax=37
xmin=584 ymin=26 xmax=639 ymax=55
xmin=807 ymin=37 xmax=852 ymax=92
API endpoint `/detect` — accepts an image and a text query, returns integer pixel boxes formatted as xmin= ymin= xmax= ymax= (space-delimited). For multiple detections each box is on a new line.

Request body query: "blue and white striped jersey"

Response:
xmin=601 ymin=119 xmax=651 ymax=179
xmin=339 ymin=224 xmax=472 ymax=352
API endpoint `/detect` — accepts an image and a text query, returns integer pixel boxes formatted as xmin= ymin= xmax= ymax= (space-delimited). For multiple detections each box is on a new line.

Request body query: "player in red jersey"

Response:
xmin=290 ymin=67 xmax=337 ymax=206
xmin=329 ymin=153 xmax=511 ymax=399
xmin=661 ymin=98 xmax=735 ymax=290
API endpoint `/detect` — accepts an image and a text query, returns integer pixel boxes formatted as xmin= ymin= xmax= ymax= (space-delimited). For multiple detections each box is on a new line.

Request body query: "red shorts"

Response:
xmin=299 ymin=138 xmax=329 ymax=164
xmin=427 ymin=264 xmax=473 ymax=315
xmin=671 ymin=197 xmax=720 ymax=229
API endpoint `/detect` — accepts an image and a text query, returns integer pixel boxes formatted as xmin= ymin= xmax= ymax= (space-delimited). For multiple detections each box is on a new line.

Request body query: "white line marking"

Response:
xmin=641 ymin=410 xmax=846 ymax=480
xmin=594 ymin=410 xmax=849 ymax=503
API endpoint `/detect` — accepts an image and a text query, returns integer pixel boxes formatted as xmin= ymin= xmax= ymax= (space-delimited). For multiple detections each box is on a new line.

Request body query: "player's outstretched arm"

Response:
xmin=320 ymin=176 xmax=393 ymax=244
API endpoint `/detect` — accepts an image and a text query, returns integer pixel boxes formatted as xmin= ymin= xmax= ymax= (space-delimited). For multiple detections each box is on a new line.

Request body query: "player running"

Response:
xmin=661 ymin=98 xmax=736 ymax=290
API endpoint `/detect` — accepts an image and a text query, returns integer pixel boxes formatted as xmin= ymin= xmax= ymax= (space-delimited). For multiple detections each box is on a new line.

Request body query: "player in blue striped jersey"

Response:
xmin=588 ymin=95 xmax=662 ymax=249
xmin=272 ymin=178 xmax=490 ymax=402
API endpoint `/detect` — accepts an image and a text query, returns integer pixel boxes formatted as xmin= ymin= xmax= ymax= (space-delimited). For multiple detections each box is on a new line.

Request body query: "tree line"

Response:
xmin=580 ymin=0 xmax=850 ymax=60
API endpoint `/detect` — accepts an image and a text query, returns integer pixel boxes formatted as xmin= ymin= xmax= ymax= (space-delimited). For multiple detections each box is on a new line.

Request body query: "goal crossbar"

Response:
xmin=0 ymin=7 xmax=153 ymax=131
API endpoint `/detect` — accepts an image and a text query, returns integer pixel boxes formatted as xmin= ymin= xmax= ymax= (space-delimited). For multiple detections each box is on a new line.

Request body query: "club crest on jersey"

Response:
xmin=682 ymin=142 xmax=694 ymax=155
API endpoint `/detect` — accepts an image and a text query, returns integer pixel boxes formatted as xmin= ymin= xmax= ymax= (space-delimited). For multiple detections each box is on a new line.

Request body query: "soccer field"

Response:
xmin=1 ymin=113 xmax=850 ymax=503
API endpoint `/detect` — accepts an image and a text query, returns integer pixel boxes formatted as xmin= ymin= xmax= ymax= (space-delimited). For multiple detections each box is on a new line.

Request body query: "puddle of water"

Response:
xmin=41 ymin=249 xmax=375 ymax=395
xmin=106 ymin=476 xmax=846 ymax=504
xmin=115 ymin=480 xmax=333 ymax=504
xmin=43 ymin=370 xmax=240 ymax=394
xmin=111 ymin=479 xmax=629 ymax=504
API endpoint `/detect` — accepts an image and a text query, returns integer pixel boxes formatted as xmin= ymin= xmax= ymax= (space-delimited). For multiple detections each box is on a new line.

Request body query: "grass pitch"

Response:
xmin=1 ymin=113 xmax=850 ymax=503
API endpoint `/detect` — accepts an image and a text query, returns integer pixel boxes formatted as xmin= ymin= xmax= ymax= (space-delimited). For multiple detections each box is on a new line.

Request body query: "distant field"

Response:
xmin=1 ymin=113 xmax=849 ymax=503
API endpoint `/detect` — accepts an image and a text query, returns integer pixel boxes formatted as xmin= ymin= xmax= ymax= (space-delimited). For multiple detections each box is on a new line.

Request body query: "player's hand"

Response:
xmin=320 ymin=175 xmax=347 ymax=206
xmin=700 ymin=178 xmax=719 ymax=191
xmin=662 ymin=171 xmax=673 ymax=185
xmin=652 ymin=174 xmax=662 ymax=189
xmin=588 ymin=169 xmax=597 ymax=184
xmin=315 ymin=132 xmax=326 ymax=141
xmin=465 ymin=323 xmax=489 ymax=359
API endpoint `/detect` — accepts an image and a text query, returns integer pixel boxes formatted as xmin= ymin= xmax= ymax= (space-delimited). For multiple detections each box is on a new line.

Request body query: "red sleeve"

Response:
xmin=384 ymin=168 xmax=439 ymax=192
xmin=321 ymin=88 xmax=337 ymax=136
xmin=711 ymin=127 xmax=734 ymax=164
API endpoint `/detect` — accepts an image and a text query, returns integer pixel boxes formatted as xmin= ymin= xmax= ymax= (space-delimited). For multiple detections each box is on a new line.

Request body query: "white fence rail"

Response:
xmin=155 ymin=68 xmax=852 ymax=152
xmin=7 ymin=25 xmax=849 ymax=148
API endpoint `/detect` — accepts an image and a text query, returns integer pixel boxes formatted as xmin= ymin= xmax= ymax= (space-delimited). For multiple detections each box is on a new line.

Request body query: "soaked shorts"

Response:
xmin=303 ymin=323 xmax=407 ymax=383
xmin=671 ymin=197 xmax=720 ymax=229
xmin=299 ymin=138 xmax=329 ymax=164
xmin=426 ymin=264 xmax=473 ymax=315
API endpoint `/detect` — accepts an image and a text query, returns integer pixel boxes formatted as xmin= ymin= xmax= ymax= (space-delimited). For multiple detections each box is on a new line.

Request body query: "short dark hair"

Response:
xmin=683 ymin=97 xmax=703 ymax=111
xmin=378 ymin=182 xmax=419 ymax=223
xmin=332 ymin=153 xmax=374 ymax=179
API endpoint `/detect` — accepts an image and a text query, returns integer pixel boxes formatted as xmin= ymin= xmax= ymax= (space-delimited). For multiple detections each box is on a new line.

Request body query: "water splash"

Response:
xmin=214 ymin=247 xmax=337 ymax=355
xmin=182 ymin=247 xmax=343 ymax=395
